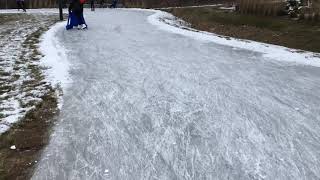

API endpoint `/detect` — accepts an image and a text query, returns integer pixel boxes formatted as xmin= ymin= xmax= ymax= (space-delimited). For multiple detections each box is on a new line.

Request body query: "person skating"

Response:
xmin=90 ymin=0 xmax=95 ymax=11
xmin=100 ymin=0 xmax=105 ymax=8
xmin=110 ymin=0 xmax=117 ymax=8
xmin=16 ymin=0 xmax=20 ymax=11
xmin=68 ymin=0 xmax=87 ymax=29
xmin=16 ymin=0 xmax=26 ymax=12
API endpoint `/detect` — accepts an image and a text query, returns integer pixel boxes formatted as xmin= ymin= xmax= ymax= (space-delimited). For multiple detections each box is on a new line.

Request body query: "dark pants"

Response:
xmin=110 ymin=0 xmax=117 ymax=8
xmin=91 ymin=1 xmax=95 ymax=11
xmin=17 ymin=1 xmax=26 ymax=12
xmin=100 ymin=0 xmax=104 ymax=8
xmin=74 ymin=11 xmax=83 ymax=25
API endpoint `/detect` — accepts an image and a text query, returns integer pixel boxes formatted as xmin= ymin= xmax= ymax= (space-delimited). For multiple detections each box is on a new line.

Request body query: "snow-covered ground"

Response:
xmin=0 ymin=13 xmax=59 ymax=134
xmin=31 ymin=9 xmax=320 ymax=180
xmin=0 ymin=8 xmax=65 ymax=14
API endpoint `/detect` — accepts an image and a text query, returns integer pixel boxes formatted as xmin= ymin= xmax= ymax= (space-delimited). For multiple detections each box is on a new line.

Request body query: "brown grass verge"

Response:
xmin=165 ymin=6 xmax=320 ymax=53
xmin=0 ymin=14 xmax=60 ymax=180
xmin=0 ymin=91 xmax=58 ymax=180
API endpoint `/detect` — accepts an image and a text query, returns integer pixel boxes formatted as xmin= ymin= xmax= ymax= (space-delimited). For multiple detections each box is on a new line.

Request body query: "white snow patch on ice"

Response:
xmin=147 ymin=10 xmax=320 ymax=67
xmin=39 ymin=21 xmax=71 ymax=108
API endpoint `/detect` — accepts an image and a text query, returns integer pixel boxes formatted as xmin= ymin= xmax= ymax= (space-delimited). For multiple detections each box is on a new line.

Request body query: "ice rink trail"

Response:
xmin=32 ymin=9 xmax=320 ymax=180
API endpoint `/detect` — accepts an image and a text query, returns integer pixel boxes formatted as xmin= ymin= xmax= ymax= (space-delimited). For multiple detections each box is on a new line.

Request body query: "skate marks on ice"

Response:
xmin=32 ymin=10 xmax=320 ymax=180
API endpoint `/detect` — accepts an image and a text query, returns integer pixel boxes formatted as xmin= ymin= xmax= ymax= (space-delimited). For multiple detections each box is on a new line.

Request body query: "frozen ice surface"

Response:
xmin=32 ymin=9 xmax=320 ymax=180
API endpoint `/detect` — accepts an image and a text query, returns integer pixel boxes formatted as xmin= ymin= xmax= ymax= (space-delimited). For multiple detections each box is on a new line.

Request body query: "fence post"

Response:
xmin=59 ymin=0 xmax=63 ymax=20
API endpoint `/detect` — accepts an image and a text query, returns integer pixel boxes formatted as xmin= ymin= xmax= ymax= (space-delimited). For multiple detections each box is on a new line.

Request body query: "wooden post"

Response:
xmin=59 ymin=0 xmax=63 ymax=20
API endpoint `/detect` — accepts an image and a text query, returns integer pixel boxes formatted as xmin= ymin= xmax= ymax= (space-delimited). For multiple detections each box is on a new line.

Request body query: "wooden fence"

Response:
xmin=237 ymin=0 xmax=286 ymax=16
xmin=121 ymin=0 xmax=233 ymax=8
xmin=0 ymin=0 xmax=234 ymax=9
xmin=0 ymin=0 xmax=57 ymax=9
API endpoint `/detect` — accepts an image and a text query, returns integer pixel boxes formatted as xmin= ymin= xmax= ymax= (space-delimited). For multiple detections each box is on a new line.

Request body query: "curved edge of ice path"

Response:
xmin=39 ymin=21 xmax=71 ymax=109
xmin=142 ymin=9 xmax=320 ymax=67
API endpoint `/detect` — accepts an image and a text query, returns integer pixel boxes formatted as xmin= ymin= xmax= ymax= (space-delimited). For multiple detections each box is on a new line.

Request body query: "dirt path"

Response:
xmin=0 ymin=13 xmax=59 ymax=180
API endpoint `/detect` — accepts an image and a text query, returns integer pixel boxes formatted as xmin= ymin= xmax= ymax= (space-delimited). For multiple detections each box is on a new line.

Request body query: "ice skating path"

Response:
xmin=32 ymin=9 xmax=320 ymax=180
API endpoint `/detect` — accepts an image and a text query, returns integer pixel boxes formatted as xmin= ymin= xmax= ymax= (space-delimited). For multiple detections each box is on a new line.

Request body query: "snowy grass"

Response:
xmin=0 ymin=12 xmax=68 ymax=134
xmin=0 ymin=8 xmax=66 ymax=14
xmin=0 ymin=14 xmax=41 ymax=133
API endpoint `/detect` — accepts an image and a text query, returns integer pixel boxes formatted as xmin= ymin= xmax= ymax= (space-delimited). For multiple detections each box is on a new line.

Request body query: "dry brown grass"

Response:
xmin=237 ymin=0 xmax=320 ymax=21
xmin=0 ymin=14 xmax=59 ymax=180
xmin=166 ymin=6 xmax=320 ymax=53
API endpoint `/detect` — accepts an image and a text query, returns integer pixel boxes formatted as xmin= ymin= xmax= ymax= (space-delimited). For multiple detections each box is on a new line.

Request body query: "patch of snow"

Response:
xmin=10 ymin=145 xmax=16 ymax=150
xmin=219 ymin=6 xmax=236 ymax=10
xmin=1 ymin=99 xmax=24 ymax=123
xmin=39 ymin=21 xmax=71 ymax=108
xmin=147 ymin=10 xmax=320 ymax=67
xmin=0 ymin=125 xmax=10 ymax=134
xmin=158 ymin=4 xmax=223 ymax=10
